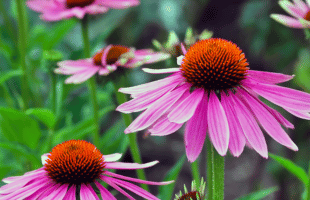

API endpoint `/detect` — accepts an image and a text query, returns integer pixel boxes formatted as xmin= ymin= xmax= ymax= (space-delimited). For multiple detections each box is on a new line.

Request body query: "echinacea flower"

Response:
xmin=117 ymin=38 xmax=310 ymax=162
xmin=152 ymin=27 xmax=213 ymax=57
xmin=271 ymin=0 xmax=310 ymax=28
xmin=26 ymin=0 xmax=140 ymax=21
xmin=174 ymin=178 xmax=206 ymax=200
xmin=0 ymin=140 xmax=173 ymax=200
xmin=55 ymin=44 xmax=170 ymax=84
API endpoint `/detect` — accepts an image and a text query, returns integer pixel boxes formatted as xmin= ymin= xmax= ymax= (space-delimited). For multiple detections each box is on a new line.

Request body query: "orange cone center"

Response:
xmin=93 ymin=45 xmax=130 ymax=66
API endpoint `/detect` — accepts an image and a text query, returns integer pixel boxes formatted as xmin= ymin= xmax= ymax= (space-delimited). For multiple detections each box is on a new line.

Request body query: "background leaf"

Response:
xmin=26 ymin=108 xmax=56 ymax=129
xmin=235 ymin=187 xmax=278 ymax=200
xmin=269 ymin=153 xmax=308 ymax=185
xmin=158 ymin=155 xmax=186 ymax=200
xmin=0 ymin=70 xmax=23 ymax=85
xmin=0 ymin=107 xmax=41 ymax=150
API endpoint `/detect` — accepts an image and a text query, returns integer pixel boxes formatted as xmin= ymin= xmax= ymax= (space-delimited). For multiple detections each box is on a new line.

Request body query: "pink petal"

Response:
xmin=184 ymin=93 xmax=208 ymax=162
xmin=119 ymin=73 xmax=183 ymax=95
xmin=97 ymin=0 xmax=140 ymax=9
xmin=80 ymin=184 xmax=99 ymax=200
xmin=247 ymin=70 xmax=294 ymax=84
xmin=263 ymin=105 xmax=294 ymax=129
xmin=148 ymin=115 xmax=183 ymax=136
xmin=270 ymin=14 xmax=304 ymax=28
xmin=104 ymin=171 xmax=174 ymax=185
xmin=168 ymin=88 xmax=204 ymax=123
xmin=108 ymin=177 xmax=160 ymax=200
xmin=102 ymin=176 xmax=135 ymax=200
xmin=293 ymin=0 xmax=309 ymax=13
xmin=244 ymin=79 xmax=310 ymax=111
xmin=279 ymin=0 xmax=305 ymax=18
xmin=142 ymin=68 xmax=180 ymax=74
xmin=65 ymin=68 xmax=99 ymax=84
xmin=105 ymin=160 xmax=158 ymax=170
xmin=221 ymin=92 xmax=246 ymax=157
xmin=284 ymin=108 xmax=310 ymax=120
xmin=101 ymin=45 xmax=112 ymax=66
xmin=207 ymin=91 xmax=229 ymax=156
xmin=94 ymin=181 xmax=116 ymax=200
xmin=103 ymin=153 xmax=122 ymax=162
xmin=124 ymin=84 xmax=190 ymax=133
xmin=42 ymin=184 xmax=68 ymax=200
xmin=231 ymin=93 xmax=268 ymax=158
xmin=24 ymin=182 xmax=54 ymax=200
xmin=62 ymin=185 xmax=76 ymax=200
xmin=240 ymin=89 xmax=298 ymax=151
xmin=116 ymin=80 xmax=179 ymax=113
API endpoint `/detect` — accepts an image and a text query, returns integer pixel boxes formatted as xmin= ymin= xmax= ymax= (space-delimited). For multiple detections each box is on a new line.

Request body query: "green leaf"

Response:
xmin=0 ymin=108 xmax=41 ymax=150
xmin=158 ymin=155 xmax=186 ymax=200
xmin=99 ymin=120 xmax=128 ymax=154
xmin=0 ymin=70 xmax=23 ymax=85
xmin=26 ymin=108 xmax=56 ymax=129
xmin=269 ymin=153 xmax=308 ymax=185
xmin=0 ymin=166 xmax=11 ymax=180
xmin=43 ymin=19 xmax=77 ymax=50
xmin=235 ymin=187 xmax=278 ymax=200
xmin=53 ymin=106 xmax=114 ymax=145
xmin=295 ymin=48 xmax=310 ymax=92
xmin=0 ymin=142 xmax=41 ymax=169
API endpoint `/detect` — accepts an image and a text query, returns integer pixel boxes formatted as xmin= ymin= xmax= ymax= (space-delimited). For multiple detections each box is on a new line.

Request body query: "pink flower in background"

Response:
xmin=0 ymin=140 xmax=173 ymax=200
xmin=271 ymin=0 xmax=310 ymax=28
xmin=55 ymin=45 xmax=170 ymax=84
xmin=26 ymin=0 xmax=140 ymax=21
xmin=117 ymin=38 xmax=310 ymax=162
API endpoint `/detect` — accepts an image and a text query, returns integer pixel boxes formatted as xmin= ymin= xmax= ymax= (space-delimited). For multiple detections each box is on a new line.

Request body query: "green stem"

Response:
xmin=48 ymin=69 xmax=56 ymax=113
xmin=81 ymin=16 xmax=100 ymax=147
xmin=113 ymin=76 xmax=150 ymax=192
xmin=207 ymin=139 xmax=225 ymax=200
xmin=306 ymin=161 xmax=310 ymax=200
xmin=190 ymin=160 xmax=200 ymax=187
xmin=16 ymin=0 xmax=29 ymax=110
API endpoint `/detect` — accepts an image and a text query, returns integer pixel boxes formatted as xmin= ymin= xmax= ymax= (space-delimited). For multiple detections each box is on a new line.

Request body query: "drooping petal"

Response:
xmin=240 ymin=88 xmax=298 ymax=151
xmin=263 ymin=105 xmax=294 ymax=129
xmin=247 ymin=70 xmax=294 ymax=84
xmin=284 ymin=108 xmax=310 ymax=120
xmin=97 ymin=0 xmax=140 ymax=9
xmin=243 ymin=79 xmax=310 ymax=111
xmin=119 ymin=73 xmax=183 ymax=95
xmin=142 ymin=68 xmax=180 ymax=74
xmin=80 ymin=184 xmax=99 ymax=200
xmin=231 ymin=92 xmax=268 ymax=158
xmin=64 ymin=68 xmax=99 ymax=84
xmin=168 ymin=88 xmax=204 ymax=123
xmin=108 ymin=177 xmax=160 ymax=200
xmin=293 ymin=0 xmax=309 ymax=13
xmin=105 ymin=161 xmax=158 ymax=170
xmin=103 ymin=153 xmax=122 ymax=162
xmin=42 ymin=184 xmax=68 ymax=200
xmin=270 ymin=14 xmax=304 ymax=28
xmin=103 ymin=171 xmax=174 ymax=185
xmin=184 ymin=93 xmax=208 ymax=162
xmin=221 ymin=92 xmax=246 ymax=157
xmin=62 ymin=185 xmax=76 ymax=200
xmin=94 ymin=181 xmax=117 ymax=200
xmin=148 ymin=115 xmax=183 ymax=136
xmin=124 ymin=84 xmax=190 ymax=133
xmin=102 ymin=176 xmax=135 ymax=200
xmin=207 ymin=91 xmax=229 ymax=156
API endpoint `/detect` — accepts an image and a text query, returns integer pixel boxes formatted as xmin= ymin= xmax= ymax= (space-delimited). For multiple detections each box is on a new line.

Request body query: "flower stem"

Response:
xmin=207 ymin=139 xmax=225 ymax=200
xmin=113 ymin=75 xmax=150 ymax=192
xmin=306 ymin=161 xmax=310 ymax=200
xmin=81 ymin=15 xmax=100 ymax=147
xmin=190 ymin=160 xmax=200 ymax=187
xmin=16 ymin=0 xmax=29 ymax=110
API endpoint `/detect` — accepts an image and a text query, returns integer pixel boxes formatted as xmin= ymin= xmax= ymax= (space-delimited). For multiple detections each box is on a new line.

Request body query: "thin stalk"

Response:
xmin=81 ymin=15 xmax=100 ymax=147
xmin=113 ymin=76 xmax=150 ymax=192
xmin=16 ymin=0 xmax=29 ymax=110
xmin=207 ymin=139 xmax=225 ymax=200
xmin=48 ymin=69 xmax=56 ymax=113
xmin=306 ymin=161 xmax=310 ymax=200
xmin=190 ymin=160 xmax=200 ymax=187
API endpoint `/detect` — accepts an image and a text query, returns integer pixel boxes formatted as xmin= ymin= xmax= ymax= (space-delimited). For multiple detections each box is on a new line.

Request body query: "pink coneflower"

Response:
xmin=0 ymin=140 xmax=173 ymax=200
xmin=117 ymin=38 xmax=310 ymax=162
xmin=271 ymin=0 xmax=310 ymax=28
xmin=26 ymin=0 xmax=140 ymax=21
xmin=55 ymin=45 xmax=170 ymax=84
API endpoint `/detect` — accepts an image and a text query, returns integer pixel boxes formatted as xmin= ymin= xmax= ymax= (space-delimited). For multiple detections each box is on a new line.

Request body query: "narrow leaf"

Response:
xmin=158 ymin=155 xmax=186 ymax=200
xmin=26 ymin=108 xmax=56 ymax=129
xmin=235 ymin=187 xmax=278 ymax=200
xmin=269 ymin=153 xmax=308 ymax=185
xmin=0 ymin=70 xmax=23 ymax=85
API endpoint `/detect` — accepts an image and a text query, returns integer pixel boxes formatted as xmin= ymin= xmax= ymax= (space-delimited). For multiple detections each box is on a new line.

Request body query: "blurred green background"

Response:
xmin=0 ymin=0 xmax=310 ymax=199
